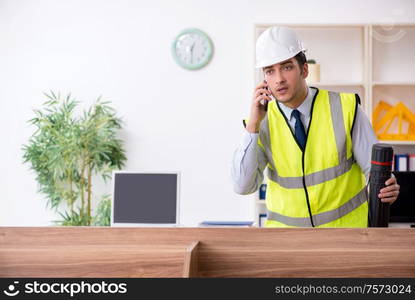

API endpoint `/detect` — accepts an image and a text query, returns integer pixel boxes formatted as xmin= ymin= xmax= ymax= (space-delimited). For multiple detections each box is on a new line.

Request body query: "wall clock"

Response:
xmin=172 ymin=28 xmax=213 ymax=70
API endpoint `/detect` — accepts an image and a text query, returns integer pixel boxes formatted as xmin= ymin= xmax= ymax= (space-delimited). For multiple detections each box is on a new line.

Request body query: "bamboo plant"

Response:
xmin=22 ymin=92 xmax=127 ymax=226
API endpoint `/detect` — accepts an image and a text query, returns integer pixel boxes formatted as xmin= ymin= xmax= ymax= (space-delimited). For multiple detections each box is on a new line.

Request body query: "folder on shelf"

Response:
xmin=259 ymin=183 xmax=267 ymax=200
xmin=409 ymin=154 xmax=415 ymax=171
xmin=395 ymin=154 xmax=408 ymax=172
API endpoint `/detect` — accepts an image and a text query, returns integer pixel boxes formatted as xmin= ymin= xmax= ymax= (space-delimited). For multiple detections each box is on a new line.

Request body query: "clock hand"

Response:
xmin=190 ymin=42 xmax=195 ymax=64
xmin=184 ymin=45 xmax=192 ymax=63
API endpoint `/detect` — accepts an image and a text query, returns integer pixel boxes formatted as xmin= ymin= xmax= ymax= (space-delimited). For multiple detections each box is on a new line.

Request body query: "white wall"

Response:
xmin=1 ymin=0 xmax=414 ymax=226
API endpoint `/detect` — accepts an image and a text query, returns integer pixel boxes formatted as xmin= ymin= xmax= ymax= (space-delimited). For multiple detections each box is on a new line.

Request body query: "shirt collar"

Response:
xmin=277 ymin=86 xmax=316 ymax=120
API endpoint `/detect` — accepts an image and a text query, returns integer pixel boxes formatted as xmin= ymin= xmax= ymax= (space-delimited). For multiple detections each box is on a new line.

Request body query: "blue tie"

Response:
xmin=292 ymin=109 xmax=306 ymax=150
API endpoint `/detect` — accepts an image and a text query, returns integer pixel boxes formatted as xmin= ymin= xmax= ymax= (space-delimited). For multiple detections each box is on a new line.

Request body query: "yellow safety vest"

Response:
xmin=257 ymin=88 xmax=368 ymax=228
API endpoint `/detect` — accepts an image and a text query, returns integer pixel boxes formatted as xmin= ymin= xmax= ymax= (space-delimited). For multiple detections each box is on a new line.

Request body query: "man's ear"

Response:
xmin=302 ymin=63 xmax=309 ymax=79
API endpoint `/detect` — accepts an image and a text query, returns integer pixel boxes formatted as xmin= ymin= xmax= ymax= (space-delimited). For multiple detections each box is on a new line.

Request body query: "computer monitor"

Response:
xmin=111 ymin=171 xmax=180 ymax=226
xmin=390 ymin=171 xmax=415 ymax=223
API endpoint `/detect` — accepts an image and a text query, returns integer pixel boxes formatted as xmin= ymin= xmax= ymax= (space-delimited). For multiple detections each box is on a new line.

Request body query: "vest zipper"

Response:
xmin=301 ymin=150 xmax=314 ymax=227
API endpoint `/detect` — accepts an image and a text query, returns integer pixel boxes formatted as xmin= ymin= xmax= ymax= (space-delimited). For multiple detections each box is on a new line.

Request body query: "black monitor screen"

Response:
xmin=113 ymin=173 xmax=178 ymax=224
xmin=390 ymin=172 xmax=415 ymax=223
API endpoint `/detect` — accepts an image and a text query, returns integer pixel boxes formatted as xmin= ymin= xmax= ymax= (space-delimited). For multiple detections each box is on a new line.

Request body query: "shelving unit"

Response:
xmin=252 ymin=23 xmax=415 ymax=227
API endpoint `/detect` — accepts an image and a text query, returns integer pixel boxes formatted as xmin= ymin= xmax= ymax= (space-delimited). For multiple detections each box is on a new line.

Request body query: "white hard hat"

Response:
xmin=255 ymin=26 xmax=306 ymax=69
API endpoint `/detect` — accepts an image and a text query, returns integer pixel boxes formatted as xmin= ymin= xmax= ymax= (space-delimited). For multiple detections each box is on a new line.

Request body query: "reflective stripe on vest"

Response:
xmin=260 ymin=91 xmax=352 ymax=188
xmin=267 ymin=186 xmax=367 ymax=227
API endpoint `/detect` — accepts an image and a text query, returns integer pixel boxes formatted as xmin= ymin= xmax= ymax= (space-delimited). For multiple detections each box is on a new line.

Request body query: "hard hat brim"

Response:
xmin=255 ymin=49 xmax=306 ymax=69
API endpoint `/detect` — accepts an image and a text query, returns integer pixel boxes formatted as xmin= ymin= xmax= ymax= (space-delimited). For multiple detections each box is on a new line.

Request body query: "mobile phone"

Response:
xmin=260 ymin=80 xmax=269 ymax=111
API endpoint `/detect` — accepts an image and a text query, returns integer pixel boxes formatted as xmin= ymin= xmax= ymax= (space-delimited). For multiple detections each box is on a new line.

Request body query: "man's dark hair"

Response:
xmin=294 ymin=51 xmax=307 ymax=67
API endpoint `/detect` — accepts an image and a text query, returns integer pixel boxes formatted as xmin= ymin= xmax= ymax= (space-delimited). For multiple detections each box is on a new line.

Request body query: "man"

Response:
xmin=231 ymin=26 xmax=399 ymax=228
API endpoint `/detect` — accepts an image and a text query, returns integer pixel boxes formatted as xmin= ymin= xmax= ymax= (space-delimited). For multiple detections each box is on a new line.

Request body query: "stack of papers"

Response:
xmin=198 ymin=221 xmax=254 ymax=227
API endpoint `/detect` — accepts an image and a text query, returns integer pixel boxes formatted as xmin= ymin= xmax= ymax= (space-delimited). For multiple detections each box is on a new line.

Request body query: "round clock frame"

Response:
xmin=171 ymin=28 xmax=214 ymax=70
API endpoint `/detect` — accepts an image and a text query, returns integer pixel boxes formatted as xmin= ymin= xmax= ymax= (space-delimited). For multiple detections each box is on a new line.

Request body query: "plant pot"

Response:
xmin=307 ymin=63 xmax=320 ymax=83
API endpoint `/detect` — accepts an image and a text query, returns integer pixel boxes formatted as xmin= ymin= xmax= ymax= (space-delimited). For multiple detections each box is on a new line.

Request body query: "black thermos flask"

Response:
xmin=368 ymin=143 xmax=394 ymax=227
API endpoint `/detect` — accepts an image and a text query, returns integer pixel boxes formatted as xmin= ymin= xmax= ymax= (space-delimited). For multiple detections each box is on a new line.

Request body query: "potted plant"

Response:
xmin=22 ymin=92 xmax=127 ymax=226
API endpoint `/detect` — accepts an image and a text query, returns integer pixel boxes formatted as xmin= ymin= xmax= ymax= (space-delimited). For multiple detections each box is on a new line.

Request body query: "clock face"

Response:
xmin=172 ymin=28 xmax=213 ymax=70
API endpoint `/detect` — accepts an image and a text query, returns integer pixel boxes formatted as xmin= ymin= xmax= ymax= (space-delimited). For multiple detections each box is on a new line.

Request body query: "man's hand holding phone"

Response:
xmin=246 ymin=80 xmax=272 ymax=133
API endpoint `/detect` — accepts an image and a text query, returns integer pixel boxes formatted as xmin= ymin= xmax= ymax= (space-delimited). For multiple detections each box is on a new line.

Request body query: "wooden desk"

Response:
xmin=0 ymin=227 xmax=414 ymax=277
